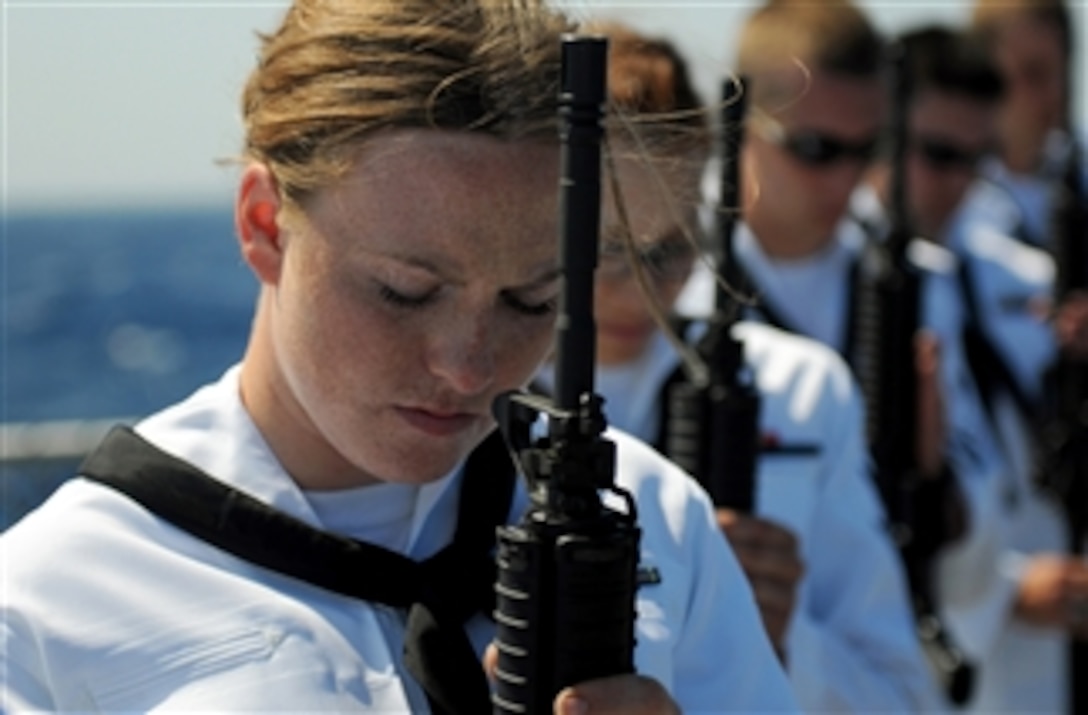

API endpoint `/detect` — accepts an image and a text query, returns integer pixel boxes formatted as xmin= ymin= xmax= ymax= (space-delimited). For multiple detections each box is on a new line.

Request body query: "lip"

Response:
xmin=396 ymin=406 xmax=479 ymax=438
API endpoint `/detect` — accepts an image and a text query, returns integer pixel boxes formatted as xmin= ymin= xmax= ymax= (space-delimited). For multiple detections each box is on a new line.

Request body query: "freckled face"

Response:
xmin=261 ymin=132 xmax=560 ymax=488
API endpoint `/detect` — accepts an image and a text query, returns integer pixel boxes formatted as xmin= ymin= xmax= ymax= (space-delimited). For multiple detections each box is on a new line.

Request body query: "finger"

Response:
xmin=554 ymin=675 xmax=680 ymax=715
xmin=734 ymin=547 xmax=805 ymax=584
xmin=758 ymin=605 xmax=795 ymax=648
xmin=749 ymin=583 xmax=797 ymax=647
xmin=747 ymin=519 xmax=800 ymax=551
xmin=748 ymin=574 xmax=800 ymax=613
xmin=718 ymin=510 xmax=798 ymax=551
xmin=1063 ymin=562 xmax=1088 ymax=587
xmin=914 ymin=330 xmax=941 ymax=376
xmin=914 ymin=331 xmax=946 ymax=476
xmin=483 ymin=643 xmax=499 ymax=683
xmin=716 ymin=508 xmax=747 ymax=537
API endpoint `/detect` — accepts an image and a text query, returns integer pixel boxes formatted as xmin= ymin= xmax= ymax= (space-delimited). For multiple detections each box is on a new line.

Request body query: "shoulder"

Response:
xmin=959 ymin=220 xmax=1054 ymax=287
xmin=907 ymin=237 xmax=959 ymax=276
xmin=733 ymin=321 xmax=857 ymax=407
xmin=904 ymin=240 xmax=967 ymax=327
xmin=605 ymin=428 xmax=716 ymax=542
xmin=1 ymin=477 xmax=175 ymax=607
xmin=608 ymin=427 xmax=708 ymax=505
xmin=4 ymin=475 xmax=153 ymax=550
xmin=952 ymin=179 xmax=1025 ymax=238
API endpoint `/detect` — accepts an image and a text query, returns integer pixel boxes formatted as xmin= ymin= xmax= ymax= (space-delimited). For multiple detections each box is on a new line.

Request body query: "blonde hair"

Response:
xmin=241 ymin=0 xmax=573 ymax=205
xmin=736 ymin=0 xmax=883 ymax=110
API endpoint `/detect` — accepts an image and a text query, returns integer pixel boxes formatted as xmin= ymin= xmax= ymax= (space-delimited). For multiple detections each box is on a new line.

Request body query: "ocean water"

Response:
xmin=2 ymin=206 xmax=257 ymax=529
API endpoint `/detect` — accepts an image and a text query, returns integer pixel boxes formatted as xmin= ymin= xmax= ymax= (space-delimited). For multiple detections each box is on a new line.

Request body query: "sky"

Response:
xmin=2 ymin=0 xmax=1085 ymax=212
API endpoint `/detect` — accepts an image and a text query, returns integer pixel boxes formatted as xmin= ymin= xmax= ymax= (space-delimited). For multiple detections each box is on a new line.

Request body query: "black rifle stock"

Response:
xmin=663 ymin=77 xmax=760 ymax=511
xmin=1037 ymin=136 xmax=1088 ymax=715
xmin=491 ymin=36 xmax=641 ymax=715
xmin=1039 ymin=137 xmax=1088 ymax=544
xmin=853 ymin=43 xmax=975 ymax=705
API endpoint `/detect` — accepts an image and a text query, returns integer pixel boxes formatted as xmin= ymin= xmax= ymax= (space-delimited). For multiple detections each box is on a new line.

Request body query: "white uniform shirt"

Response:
xmin=948 ymin=181 xmax=1059 ymax=406
xmin=941 ymin=183 xmax=1070 ymax=714
xmin=0 ymin=365 xmax=800 ymax=714
xmin=537 ymin=323 xmax=944 ymax=713
xmin=693 ymin=214 xmax=1017 ymax=671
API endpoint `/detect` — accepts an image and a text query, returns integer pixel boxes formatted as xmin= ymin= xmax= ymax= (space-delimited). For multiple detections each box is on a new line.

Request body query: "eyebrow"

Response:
xmin=376 ymin=248 xmax=560 ymax=291
xmin=518 ymin=265 xmax=562 ymax=289
xmin=379 ymin=251 xmax=443 ymax=275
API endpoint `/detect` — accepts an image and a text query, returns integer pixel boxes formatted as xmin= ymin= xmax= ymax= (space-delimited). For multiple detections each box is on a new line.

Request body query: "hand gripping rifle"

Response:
xmin=1037 ymin=134 xmax=1088 ymax=715
xmin=662 ymin=77 xmax=761 ymax=512
xmin=491 ymin=36 xmax=641 ymax=715
xmin=852 ymin=43 xmax=975 ymax=705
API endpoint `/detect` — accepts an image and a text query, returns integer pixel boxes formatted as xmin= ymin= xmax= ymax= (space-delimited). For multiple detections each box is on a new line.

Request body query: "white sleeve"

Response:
xmin=672 ymin=483 xmax=800 ymax=712
xmin=610 ymin=430 xmax=801 ymax=713
xmin=783 ymin=384 xmax=946 ymax=712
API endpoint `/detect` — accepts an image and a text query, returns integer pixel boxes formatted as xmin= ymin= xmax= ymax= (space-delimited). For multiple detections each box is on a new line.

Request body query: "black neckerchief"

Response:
xmin=79 ymin=425 xmax=516 ymax=715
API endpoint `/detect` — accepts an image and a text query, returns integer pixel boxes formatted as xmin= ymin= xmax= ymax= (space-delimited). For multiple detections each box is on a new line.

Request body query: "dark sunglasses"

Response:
xmin=755 ymin=116 xmax=879 ymax=167
xmin=912 ymin=135 xmax=989 ymax=172
xmin=598 ymin=236 xmax=696 ymax=283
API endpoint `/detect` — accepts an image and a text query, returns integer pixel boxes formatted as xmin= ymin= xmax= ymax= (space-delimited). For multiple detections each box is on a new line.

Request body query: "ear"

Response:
xmin=236 ymin=163 xmax=286 ymax=286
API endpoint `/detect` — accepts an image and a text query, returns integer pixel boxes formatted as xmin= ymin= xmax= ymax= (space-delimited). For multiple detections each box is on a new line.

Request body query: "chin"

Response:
xmin=598 ymin=340 xmax=647 ymax=366
xmin=374 ymin=456 xmax=459 ymax=486
xmin=380 ymin=435 xmax=483 ymax=486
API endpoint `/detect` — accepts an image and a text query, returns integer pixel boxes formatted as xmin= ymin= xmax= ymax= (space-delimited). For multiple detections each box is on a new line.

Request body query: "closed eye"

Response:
xmin=501 ymin=290 xmax=557 ymax=317
xmin=377 ymin=284 xmax=438 ymax=309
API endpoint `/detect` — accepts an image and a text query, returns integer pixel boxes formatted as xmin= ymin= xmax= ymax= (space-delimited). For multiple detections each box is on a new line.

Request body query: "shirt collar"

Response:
xmin=135 ymin=363 xmax=464 ymax=554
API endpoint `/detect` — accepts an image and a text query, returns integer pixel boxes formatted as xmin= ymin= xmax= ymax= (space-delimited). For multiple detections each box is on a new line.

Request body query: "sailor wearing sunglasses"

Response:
xmin=691 ymin=3 xmax=1014 ymax=709
xmin=751 ymin=111 xmax=880 ymax=170
xmin=852 ymin=24 xmax=1088 ymax=715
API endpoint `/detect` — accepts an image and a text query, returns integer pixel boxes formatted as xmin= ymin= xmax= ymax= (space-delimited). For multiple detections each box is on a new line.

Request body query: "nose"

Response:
xmin=831 ymin=159 xmax=867 ymax=192
xmin=598 ymin=269 xmax=659 ymax=319
xmin=425 ymin=313 xmax=496 ymax=397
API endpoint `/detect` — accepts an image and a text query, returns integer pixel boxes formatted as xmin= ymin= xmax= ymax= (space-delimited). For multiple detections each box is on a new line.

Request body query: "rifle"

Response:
xmin=1037 ymin=133 xmax=1088 ymax=715
xmin=490 ymin=35 xmax=641 ymax=715
xmin=1039 ymin=136 xmax=1088 ymax=545
xmin=852 ymin=42 xmax=975 ymax=705
xmin=663 ymin=77 xmax=761 ymax=512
